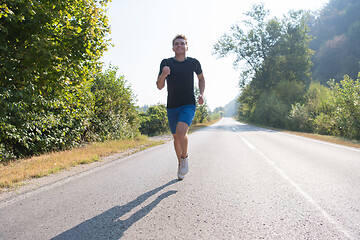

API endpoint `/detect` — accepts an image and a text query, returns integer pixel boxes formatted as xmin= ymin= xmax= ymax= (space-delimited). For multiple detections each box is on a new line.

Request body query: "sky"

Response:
xmin=100 ymin=0 xmax=329 ymax=111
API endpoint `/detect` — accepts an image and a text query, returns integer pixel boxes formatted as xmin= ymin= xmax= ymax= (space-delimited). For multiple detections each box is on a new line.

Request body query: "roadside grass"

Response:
xmin=247 ymin=122 xmax=360 ymax=149
xmin=281 ymin=130 xmax=360 ymax=149
xmin=0 ymin=135 xmax=163 ymax=191
xmin=189 ymin=118 xmax=220 ymax=133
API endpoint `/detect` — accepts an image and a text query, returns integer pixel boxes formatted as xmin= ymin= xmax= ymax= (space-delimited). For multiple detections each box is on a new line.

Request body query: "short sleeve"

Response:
xmin=194 ymin=59 xmax=202 ymax=75
xmin=159 ymin=59 xmax=167 ymax=76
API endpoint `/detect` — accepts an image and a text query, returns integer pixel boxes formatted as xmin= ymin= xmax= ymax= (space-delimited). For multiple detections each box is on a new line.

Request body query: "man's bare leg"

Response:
xmin=173 ymin=121 xmax=189 ymax=164
xmin=174 ymin=122 xmax=190 ymax=179
xmin=173 ymin=134 xmax=181 ymax=164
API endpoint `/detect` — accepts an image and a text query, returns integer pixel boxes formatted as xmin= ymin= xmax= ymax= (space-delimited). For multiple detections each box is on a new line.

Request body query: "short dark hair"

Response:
xmin=172 ymin=34 xmax=188 ymax=46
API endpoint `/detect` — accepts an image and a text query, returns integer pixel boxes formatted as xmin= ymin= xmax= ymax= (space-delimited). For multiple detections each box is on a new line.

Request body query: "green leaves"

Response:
xmin=139 ymin=105 xmax=168 ymax=137
xmin=330 ymin=76 xmax=360 ymax=139
xmin=89 ymin=67 xmax=140 ymax=141
xmin=287 ymin=75 xmax=360 ymax=139
xmin=0 ymin=0 xmax=110 ymax=90
xmin=0 ymin=1 xmax=140 ymax=162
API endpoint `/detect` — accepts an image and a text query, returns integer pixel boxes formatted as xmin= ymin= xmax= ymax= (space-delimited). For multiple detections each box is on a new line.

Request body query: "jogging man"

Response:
xmin=156 ymin=34 xmax=205 ymax=180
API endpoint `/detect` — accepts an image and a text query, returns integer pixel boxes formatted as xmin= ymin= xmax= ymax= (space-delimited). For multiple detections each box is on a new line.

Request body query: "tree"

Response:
xmin=0 ymin=0 xmax=110 ymax=91
xmin=0 ymin=0 xmax=111 ymax=162
xmin=213 ymin=4 xmax=312 ymax=125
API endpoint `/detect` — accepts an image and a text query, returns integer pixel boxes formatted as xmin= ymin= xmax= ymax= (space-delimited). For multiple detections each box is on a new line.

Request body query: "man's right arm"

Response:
xmin=156 ymin=66 xmax=170 ymax=90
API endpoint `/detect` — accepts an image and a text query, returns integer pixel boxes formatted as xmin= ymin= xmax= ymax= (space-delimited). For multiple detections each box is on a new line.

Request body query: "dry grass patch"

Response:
xmin=248 ymin=122 xmax=360 ymax=149
xmin=0 ymin=136 xmax=162 ymax=191
xmin=190 ymin=118 xmax=220 ymax=133
xmin=281 ymin=131 xmax=360 ymax=149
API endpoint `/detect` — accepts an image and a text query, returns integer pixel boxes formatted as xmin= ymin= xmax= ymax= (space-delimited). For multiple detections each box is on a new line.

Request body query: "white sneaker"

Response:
xmin=177 ymin=156 xmax=189 ymax=180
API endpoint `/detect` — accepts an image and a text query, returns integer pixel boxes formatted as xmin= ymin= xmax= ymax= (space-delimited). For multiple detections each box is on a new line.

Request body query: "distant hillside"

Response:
xmin=223 ymin=96 xmax=239 ymax=117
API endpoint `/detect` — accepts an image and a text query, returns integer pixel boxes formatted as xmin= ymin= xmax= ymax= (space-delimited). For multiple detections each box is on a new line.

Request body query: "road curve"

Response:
xmin=1 ymin=117 xmax=360 ymax=239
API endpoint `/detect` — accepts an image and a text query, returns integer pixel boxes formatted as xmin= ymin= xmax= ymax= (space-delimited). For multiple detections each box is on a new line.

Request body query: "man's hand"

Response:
xmin=198 ymin=94 xmax=204 ymax=105
xmin=157 ymin=66 xmax=170 ymax=90
xmin=162 ymin=66 xmax=170 ymax=77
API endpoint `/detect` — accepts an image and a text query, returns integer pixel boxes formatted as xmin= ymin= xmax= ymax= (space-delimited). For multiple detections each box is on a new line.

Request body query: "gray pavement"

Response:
xmin=1 ymin=117 xmax=360 ymax=239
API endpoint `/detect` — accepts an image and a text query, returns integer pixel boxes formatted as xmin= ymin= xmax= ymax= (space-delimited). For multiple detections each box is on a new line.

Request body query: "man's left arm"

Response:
xmin=197 ymin=73 xmax=205 ymax=105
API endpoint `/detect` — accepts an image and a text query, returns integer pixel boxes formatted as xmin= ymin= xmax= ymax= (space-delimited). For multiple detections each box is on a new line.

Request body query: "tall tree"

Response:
xmin=0 ymin=0 xmax=110 ymax=91
xmin=213 ymin=4 xmax=313 ymax=124
xmin=0 ymin=0 xmax=112 ymax=161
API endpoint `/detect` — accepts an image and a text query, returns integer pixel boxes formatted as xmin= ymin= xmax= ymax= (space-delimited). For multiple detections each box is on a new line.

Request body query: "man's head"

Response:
xmin=172 ymin=34 xmax=188 ymax=55
xmin=172 ymin=34 xmax=188 ymax=46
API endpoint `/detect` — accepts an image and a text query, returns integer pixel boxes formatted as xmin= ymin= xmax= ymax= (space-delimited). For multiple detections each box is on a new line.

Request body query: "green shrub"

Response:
xmin=0 ymin=68 xmax=140 ymax=163
xmin=139 ymin=104 xmax=168 ymax=136
xmin=287 ymin=103 xmax=312 ymax=132
xmin=252 ymin=80 xmax=305 ymax=128
xmin=193 ymin=104 xmax=209 ymax=124
xmin=0 ymin=83 xmax=92 ymax=161
xmin=88 ymin=67 xmax=139 ymax=141
xmin=330 ymin=75 xmax=360 ymax=139
xmin=313 ymin=113 xmax=337 ymax=135
xmin=288 ymin=76 xmax=360 ymax=139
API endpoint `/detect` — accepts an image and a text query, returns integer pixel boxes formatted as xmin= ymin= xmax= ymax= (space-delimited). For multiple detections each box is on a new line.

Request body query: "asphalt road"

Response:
xmin=1 ymin=117 xmax=360 ymax=239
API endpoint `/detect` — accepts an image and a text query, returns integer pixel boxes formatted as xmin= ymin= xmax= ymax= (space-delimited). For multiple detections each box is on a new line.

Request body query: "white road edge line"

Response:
xmin=241 ymin=136 xmax=355 ymax=240
xmin=277 ymin=131 xmax=360 ymax=153
xmin=237 ymin=121 xmax=360 ymax=153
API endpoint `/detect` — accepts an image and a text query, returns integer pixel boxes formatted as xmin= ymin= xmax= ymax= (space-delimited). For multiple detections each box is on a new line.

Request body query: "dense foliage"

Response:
xmin=288 ymin=75 xmax=360 ymax=139
xmin=0 ymin=66 xmax=140 ymax=162
xmin=88 ymin=67 xmax=139 ymax=142
xmin=0 ymin=0 xmax=110 ymax=90
xmin=214 ymin=2 xmax=360 ymax=140
xmin=309 ymin=0 xmax=360 ymax=83
xmin=139 ymin=104 xmax=168 ymax=137
xmin=0 ymin=1 xmax=140 ymax=162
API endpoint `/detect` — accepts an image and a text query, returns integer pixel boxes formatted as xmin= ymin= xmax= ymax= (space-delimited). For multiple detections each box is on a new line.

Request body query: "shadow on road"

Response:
xmin=52 ymin=179 xmax=179 ymax=240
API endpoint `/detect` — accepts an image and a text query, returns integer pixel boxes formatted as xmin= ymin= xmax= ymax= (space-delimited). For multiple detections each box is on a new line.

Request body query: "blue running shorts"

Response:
xmin=167 ymin=104 xmax=196 ymax=134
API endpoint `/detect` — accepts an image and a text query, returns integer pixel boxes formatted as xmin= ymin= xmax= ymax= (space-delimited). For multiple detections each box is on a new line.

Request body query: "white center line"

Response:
xmin=241 ymin=137 xmax=256 ymax=150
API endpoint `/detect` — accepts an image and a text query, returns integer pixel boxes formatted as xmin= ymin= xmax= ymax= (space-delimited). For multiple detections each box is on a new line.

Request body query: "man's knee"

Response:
xmin=172 ymin=134 xmax=179 ymax=142
xmin=176 ymin=122 xmax=189 ymax=136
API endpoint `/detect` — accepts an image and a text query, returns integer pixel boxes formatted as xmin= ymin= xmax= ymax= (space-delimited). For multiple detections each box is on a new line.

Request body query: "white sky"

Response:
xmin=101 ymin=0 xmax=329 ymax=111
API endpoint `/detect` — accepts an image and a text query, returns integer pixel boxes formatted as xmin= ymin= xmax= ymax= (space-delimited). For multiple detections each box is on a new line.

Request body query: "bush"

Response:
xmin=330 ymin=75 xmax=360 ymax=139
xmin=193 ymin=104 xmax=209 ymax=124
xmin=313 ymin=113 xmax=337 ymax=135
xmin=288 ymin=82 xmax=334 ymax=132
xmin=287 ymin=103 xmax=312 ymax=132
xmin=139 ymin=104 xmax=168 ymax=136
xmin=252 ymin=80 xmax=305 ymax=128
xmin=0 ymin=67 xmax=140 ymax=163
xmin=0 ymin=83 xmax=92 ymax=161
xmin=288 ymin=76 xmax=360 ymax=139
xmin=88 ymin=67 xmax=139 ymax=141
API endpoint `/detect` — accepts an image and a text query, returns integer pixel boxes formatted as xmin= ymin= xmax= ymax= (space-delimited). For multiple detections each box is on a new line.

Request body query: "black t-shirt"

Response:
xmin=159 ymin=57 xmax=202 ymax=109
